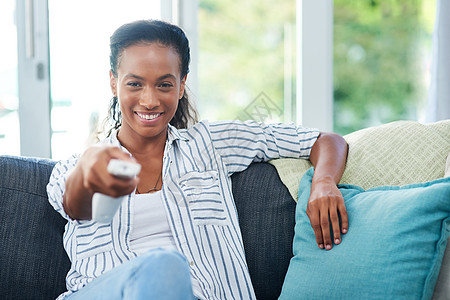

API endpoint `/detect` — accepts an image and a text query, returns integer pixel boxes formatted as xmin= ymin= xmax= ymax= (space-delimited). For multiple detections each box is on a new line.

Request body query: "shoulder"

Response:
xmin=52 ymin=153 xmax=80 ymax=175
xmin=175 ymin=120 xmax=212 ymax=140
xmin=176 ymin=120 xmax=254 ymax=140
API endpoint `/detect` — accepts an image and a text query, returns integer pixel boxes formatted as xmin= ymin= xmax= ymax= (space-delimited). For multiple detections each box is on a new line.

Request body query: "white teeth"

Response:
xmin=136 ymin=112 xmax=160 ymax=120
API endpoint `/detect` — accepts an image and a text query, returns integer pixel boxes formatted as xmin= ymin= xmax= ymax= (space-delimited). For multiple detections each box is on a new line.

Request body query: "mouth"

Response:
xmin=135 ymin=111 xmax=162 ymax=121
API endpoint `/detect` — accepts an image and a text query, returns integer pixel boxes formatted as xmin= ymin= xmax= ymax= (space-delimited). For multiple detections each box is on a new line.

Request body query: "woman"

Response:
xmin=47 ymin=19 xmax=348 ymax=300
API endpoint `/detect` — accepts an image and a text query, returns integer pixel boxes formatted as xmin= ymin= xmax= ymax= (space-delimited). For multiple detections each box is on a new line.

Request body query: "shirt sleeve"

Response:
xmin=46 ymin=154 xmax=80 ymax=221
xmin=208 ymin=120 xmax=320 ymax=174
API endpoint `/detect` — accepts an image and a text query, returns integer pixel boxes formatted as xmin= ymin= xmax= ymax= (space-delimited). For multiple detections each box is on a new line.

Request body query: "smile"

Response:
xmin=135 ymin=112 xmax=162 ymax=120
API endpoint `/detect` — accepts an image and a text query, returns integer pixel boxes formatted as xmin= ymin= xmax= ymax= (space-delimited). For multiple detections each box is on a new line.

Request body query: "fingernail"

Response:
xmin=326 ymin=244 xmax=332 ymax=250
xmin=335 ymin=238 xmax=340 ymax=244
xmin=319 ymin=244 xmax=324 ymax=249
xmin=342 ymin=228 xmax=348 ymax=234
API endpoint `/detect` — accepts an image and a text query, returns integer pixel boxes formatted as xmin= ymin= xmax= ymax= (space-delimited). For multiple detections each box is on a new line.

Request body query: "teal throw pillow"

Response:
xmin=280 ymin=168 xmax=450 ymax=300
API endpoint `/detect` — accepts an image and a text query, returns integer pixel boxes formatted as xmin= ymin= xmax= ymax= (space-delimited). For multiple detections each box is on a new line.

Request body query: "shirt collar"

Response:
xmin=108 ymin=124 xmax=189 ymax=150
xmin=167 ymin=124 xmax=189 ymax=143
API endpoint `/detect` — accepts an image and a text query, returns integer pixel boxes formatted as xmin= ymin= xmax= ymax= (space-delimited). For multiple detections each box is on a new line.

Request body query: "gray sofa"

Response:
xmin=0 ymin=155 xmax=296 ymax=300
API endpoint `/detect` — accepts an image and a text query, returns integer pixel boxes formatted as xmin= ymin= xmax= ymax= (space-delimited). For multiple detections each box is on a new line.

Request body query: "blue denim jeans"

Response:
xmin=66 ymin=248 xmax=195 ymax=300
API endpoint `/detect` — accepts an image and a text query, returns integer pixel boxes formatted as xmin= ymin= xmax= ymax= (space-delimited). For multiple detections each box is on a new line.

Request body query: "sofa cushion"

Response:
xmin=0 ymin=156 xmax=70 ymax=300
xmin=280 ymin=168 xmax=450 ymax=300
xmin=270 ymin=120 xmax=450 ymax=200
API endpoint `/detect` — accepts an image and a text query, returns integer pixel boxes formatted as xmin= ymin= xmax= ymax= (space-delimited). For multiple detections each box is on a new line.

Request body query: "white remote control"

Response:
xmin=91 ymin=159 xmax=141 ymax=223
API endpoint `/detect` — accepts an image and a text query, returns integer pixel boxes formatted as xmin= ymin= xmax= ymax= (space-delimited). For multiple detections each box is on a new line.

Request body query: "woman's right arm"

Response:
xmin=63 ymin=146 xmax=138 ymax=220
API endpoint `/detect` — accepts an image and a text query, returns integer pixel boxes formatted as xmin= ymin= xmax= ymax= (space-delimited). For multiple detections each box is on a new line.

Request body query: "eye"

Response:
xmin=159 ymin=82 xmax=174 ymax=88
xmin=127 ymin=82 xmax=142 ymax=87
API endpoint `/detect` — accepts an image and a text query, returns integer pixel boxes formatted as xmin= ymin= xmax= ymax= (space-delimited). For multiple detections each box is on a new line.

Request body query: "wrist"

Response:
xmin=312 ymin=174 xmax=337 ymax=186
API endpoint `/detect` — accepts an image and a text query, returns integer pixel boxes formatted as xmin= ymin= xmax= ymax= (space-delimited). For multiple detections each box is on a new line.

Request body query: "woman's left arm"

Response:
xmin=308 ymin=132 xmax=348 ymax=250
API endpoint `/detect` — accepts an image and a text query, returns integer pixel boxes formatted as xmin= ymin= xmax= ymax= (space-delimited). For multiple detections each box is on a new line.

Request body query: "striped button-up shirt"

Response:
xmin=47 ymin=120 xmax=319 ymax=299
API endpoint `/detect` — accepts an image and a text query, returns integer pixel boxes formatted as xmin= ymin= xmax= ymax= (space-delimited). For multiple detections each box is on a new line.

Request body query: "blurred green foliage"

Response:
xmin=334 ymin=0 xmax=434 ymax=134
xmin=198 ymin=0 xmax=434 ymax=134
xmin=198 ymin=0 xmax=295 ymax=122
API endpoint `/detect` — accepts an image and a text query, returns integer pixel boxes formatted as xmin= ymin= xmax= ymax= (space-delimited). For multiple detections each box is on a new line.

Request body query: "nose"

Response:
xmin=139 ymin=87 xmax=160 ymax=109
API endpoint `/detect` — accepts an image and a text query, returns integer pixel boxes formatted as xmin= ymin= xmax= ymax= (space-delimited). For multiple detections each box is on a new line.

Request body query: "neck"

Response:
xmin=117 ymin=129 xmax=167 ymax=161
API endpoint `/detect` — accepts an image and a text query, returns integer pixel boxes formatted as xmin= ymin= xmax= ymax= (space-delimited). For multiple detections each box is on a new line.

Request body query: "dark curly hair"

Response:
xmin=106 ymin=19 xmax=198 ymax=136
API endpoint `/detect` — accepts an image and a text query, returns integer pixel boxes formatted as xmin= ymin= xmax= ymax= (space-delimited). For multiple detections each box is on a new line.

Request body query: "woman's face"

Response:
xmin=110 ymin=43 xmax=186 ymax=144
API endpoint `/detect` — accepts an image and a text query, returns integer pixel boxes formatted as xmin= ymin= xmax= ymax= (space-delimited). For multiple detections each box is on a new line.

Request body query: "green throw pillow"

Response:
xmin=280 ymin=168 xmax=450 ymax=300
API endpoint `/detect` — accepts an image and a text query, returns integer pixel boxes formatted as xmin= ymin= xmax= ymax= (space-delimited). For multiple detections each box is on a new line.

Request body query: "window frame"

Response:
xmin=16 ymin=0 xmax=51 ymax=157
xmin=297 ymin=0 xmax=333 ymax=132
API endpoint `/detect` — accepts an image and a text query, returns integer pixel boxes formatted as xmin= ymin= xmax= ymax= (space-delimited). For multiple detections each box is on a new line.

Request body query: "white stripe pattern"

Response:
xmin=47 ymin=120 xmax=319 ymax=299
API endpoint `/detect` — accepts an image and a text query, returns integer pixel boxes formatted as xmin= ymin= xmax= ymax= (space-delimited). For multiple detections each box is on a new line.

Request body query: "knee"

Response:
xmin=135 ymin=248 xmax=192 ymax=286
xmin=125 ymin=249 xmax=194 ymax=299
xmin=139 ymin=248 xmax=190 ymax=275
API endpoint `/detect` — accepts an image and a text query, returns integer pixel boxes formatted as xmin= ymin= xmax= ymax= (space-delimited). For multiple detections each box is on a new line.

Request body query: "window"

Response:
xmin=333 ymin=0 xmax=436 ymax=135
xmin=3 ymin=0 xmax=439 ymax=158
xmin=197 ymin=0 xmax=296 ymax=124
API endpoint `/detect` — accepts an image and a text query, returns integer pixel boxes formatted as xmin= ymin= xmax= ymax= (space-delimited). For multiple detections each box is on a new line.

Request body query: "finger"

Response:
xmin=307 ymin=207 xmax=324 ymax=249
xmin=87 ymin=162 xmax=137 ymax=197
xmin=320 ymin=209 xmax=332 ymax=250
xmin=329 ymin=206 xmax=341 ymax=245
xmin=104 ymin=172 xmax=140 ymax=197
xmin=83 ymin=165 xmax=105 ymax=193
xmin=338 ymin=201 xmax=349 ymax=234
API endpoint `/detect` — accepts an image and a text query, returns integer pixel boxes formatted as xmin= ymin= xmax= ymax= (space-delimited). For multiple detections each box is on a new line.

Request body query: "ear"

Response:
xmin=110 ymin=70 xmax=117 ymax=97
xmin=179 ymin=75 xmax=187 ymax=100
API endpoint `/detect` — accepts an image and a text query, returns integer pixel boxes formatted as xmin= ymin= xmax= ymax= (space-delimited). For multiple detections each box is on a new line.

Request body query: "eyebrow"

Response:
xmin=124 ymin=73 xmax=177 ymax=81
xmin=157 ymin=73 xmax=177 ymax=81
xmin=124 ymin=74 xmax=145 ymax=80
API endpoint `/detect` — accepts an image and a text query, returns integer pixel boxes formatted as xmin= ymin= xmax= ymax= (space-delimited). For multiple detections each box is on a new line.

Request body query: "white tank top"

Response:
xmin=130 ymin=191 xmax=202 ymax=296
xmin=130 ymin=191 xmax=177 ymax=255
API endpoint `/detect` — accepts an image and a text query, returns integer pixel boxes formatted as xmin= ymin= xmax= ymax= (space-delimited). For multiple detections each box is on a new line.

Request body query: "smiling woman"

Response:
xmin=46 ymin=18 xmax=349 ymax=300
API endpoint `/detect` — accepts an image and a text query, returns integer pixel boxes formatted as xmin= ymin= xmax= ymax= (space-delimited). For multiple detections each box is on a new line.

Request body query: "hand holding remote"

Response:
xmin=107 ymin=159 xmax=142 ymax=179
xmin=91 ymin=159 xmax=141 ymax=223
